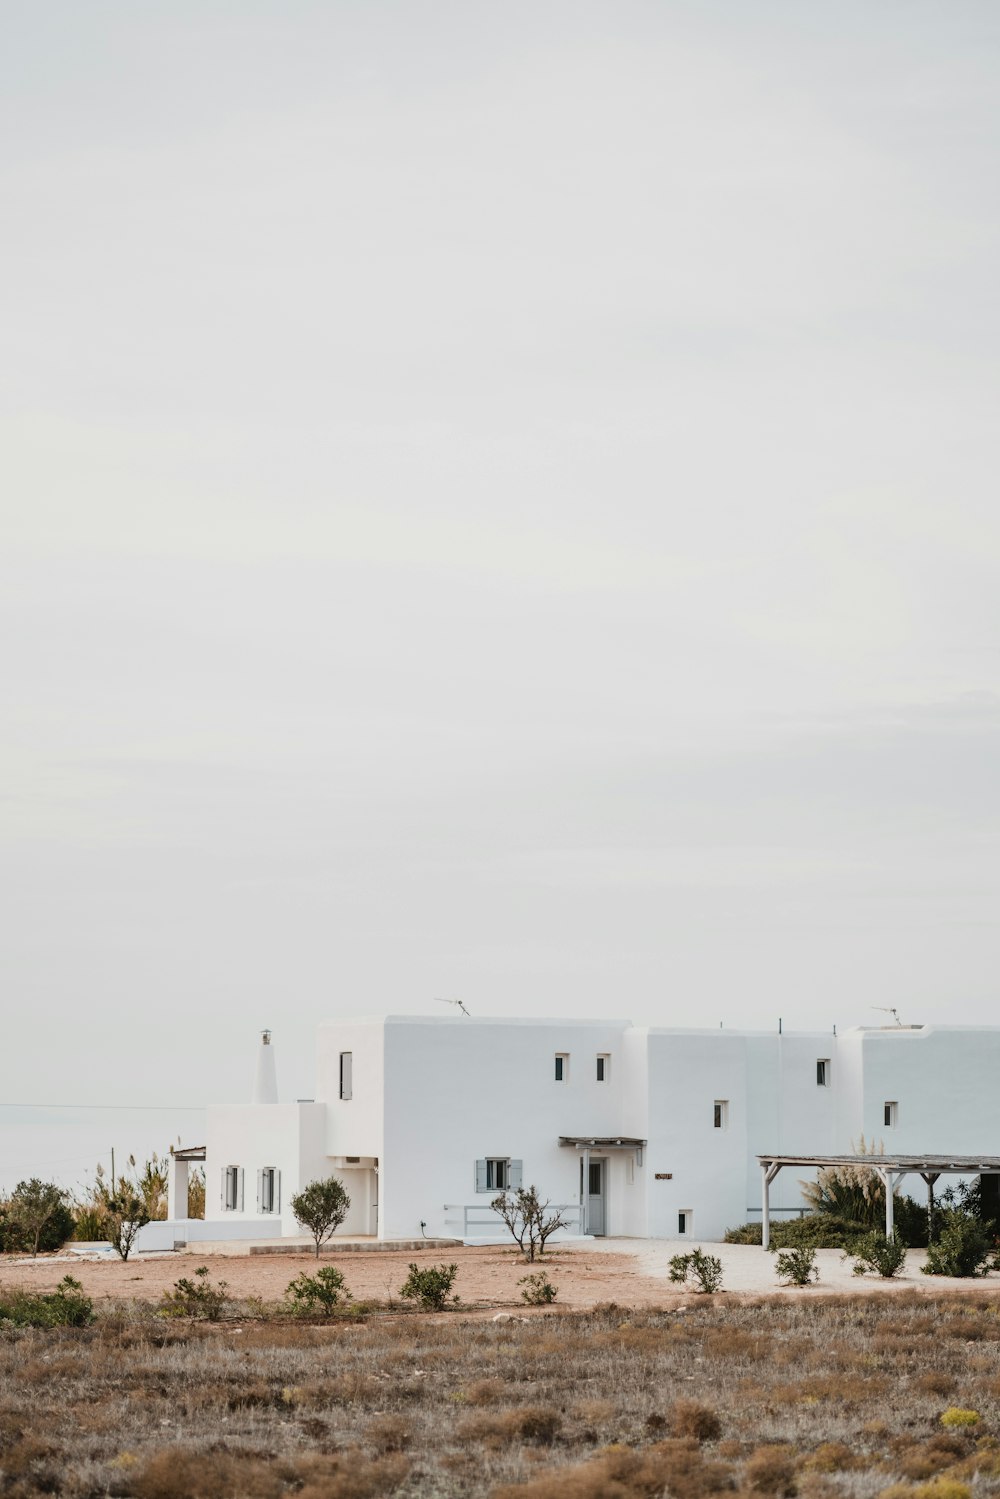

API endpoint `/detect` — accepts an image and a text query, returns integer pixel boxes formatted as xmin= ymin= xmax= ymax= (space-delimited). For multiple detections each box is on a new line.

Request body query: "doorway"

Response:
xmin=587 ymin=1158 xmax=607 ymax=1236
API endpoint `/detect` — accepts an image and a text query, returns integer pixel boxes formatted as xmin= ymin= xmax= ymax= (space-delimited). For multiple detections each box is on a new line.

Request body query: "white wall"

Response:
xmin=379 ymin=1016 xmax=633 ymax=1240
xmin=200 ymin=1019 xmax=1000 ymax=1245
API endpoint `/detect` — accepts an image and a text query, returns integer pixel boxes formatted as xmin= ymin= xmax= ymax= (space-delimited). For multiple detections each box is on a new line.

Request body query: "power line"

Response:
xmin=0 ymin=1103 xmax=204 ymax=1112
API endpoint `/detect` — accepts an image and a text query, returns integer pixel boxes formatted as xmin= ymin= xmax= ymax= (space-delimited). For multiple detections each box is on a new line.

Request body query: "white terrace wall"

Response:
xmin=204 ymin=1102 xmax=355 ymax=1237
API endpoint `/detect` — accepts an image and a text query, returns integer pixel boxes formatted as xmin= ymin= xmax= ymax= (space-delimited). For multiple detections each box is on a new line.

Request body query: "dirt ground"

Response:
xmin=7 ymin=1237 xmax=1000 ymax=1309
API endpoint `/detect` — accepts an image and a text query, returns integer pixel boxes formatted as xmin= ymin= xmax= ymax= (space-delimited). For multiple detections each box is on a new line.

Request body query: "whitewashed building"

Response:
xmin=161 ymin=1016 xmax=1000 ymax=1247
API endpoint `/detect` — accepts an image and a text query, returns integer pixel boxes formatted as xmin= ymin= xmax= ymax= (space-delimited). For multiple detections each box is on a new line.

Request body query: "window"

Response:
xmin=596 ymin=1053 xmax=610 ymax=1082
xmin=258 ymin=1167 xmax=280 ymax=1214
xmin=476 ymin=1158 xmax=523 ymax=1192
xmin=222 ymin=1166 xmax=243 ymax=1212
xmin=816 ymin=1059 xmax=830 ymax=1086
xmin=554 ymin=1053 xmax=568 ymax=1082
xmin=339 ymin=1051 xmax=353 ymax=1101
xmin=713 ymin=1100 xmax=728 ymax=1129
xmin=678 ymin=1210 xmax=691 ymax=1235
xmin=884 ymin=1101 xmax=898 ymax=1128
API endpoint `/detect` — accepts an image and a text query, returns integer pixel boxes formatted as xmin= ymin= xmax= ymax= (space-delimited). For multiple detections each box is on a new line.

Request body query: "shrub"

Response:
xmin=850 ymin=1232 xmax=907 ymax=1278
xmin=491 ymin=1185 xmax=570 ymax=1261
xmin=773 ymin=1246 xmax=818 ymax=1286
xmin=285 ymin=1265 xmax=352 ymax=1316
xmin=1 ymin=1179 xmax=75 ymax=1255
xmin=725 ymin=1215 xmax=868 ymax=1249
xmin=72 ymin=1204 xmax=107 ymax=1241
xmin=518 ymin=1271 xmax=557 ymax=1305
xmin=160 ymin=1265 xmax=231 ymax=1320
xmin=400 ymin=1262 xmax=459 ymax=1310
xmin=0 ymin=1275 xmax=93 ymax=1327
xmin=93 ymin=1169 xmax=151 ymax=1261
xmin=923 ymin=1213 xmax=994 ymax=1278
xmin=290 ymin=1177 xmax=351 ymax=1257
xmin=669 ymin=1249 xmax=723 ymax=1293
xmin=939 ymin=1407 xmax=980 ymax=1428
xmin=670 ymin=1398 xmax=722 ymax=1442
xmin=744 ymin=1442 xmax=796 ymax=1494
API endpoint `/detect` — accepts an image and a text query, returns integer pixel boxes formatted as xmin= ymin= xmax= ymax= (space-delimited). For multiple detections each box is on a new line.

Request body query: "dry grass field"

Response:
xmin=5 ymin=1279 xmax=1000 ymax=1498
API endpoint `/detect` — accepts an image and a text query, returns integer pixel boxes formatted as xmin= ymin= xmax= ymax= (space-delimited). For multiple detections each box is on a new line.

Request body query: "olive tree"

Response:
xmin=290 ymin=1177 xmax=351 ymax=1257
xmin=6 ymin=1179 xmax=73 ymax=1257
xmin=491 ymin=1185 xmax=570 ymax=1262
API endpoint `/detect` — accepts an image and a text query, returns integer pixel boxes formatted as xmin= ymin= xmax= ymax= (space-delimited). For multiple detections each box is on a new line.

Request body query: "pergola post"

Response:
xmin=761 ymin=1161 xmax=782 ymax=1250
xmin=879 ymin=1170 xmax=907 ymax=1241
xmin=581 ymin=1148 xmax=590 ymax=1235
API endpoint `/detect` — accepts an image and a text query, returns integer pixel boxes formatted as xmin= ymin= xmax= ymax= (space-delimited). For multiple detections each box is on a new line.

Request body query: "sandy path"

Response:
xmin=6 ymin=1238 xmax=1000 ymax=1309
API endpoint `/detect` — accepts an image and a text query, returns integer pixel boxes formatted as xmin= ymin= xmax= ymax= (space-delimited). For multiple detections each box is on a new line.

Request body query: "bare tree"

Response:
xmin=491 ymin=1185 xmax=570 ymax=1262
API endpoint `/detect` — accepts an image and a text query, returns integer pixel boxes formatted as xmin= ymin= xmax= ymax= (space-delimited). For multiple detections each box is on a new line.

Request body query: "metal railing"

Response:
xmin=443 ymin=1203 xmax=585 ymax=1236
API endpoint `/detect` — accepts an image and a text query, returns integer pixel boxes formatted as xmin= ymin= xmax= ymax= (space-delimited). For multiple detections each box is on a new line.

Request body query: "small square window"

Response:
xmin=554 ymin=1053 xmax=568 ymax=1082
xmin=678 ymin=1210 xmax=691 ymax=1235
xmin=596 ymin=1053 xmax=610 ymax=1082
xmin=817 ymin=1059 xmax=830 ymax=1087
xmin=884 ymin=1101 xmax=898 ymax=1128
xmin=713 ymin=1100 xmax=728 ymax=1130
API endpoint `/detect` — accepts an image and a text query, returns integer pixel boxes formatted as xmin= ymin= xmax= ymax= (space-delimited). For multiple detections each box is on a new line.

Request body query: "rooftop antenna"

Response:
xmin=872 ymin=1006 xmax=903 ymax=1027
xmin=434 ymin=997 xmax=470 ymax=1017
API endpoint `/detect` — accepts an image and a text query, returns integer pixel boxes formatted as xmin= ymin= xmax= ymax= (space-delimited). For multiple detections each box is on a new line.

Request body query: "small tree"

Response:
xmin=290 ymin=1177 xmax=351 ymax=1257
xmin=491 ymin=1185 xmax=570 ymax=1262
xmin=7 ymin=1179 xmax=73 ymax=1257
xmin=96 ymin=1171 xmax=151 ymax=1262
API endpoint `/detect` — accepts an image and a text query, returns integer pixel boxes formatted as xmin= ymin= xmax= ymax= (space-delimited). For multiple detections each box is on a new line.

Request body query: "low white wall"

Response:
xmin=135 ymin=1218 xmax=276 ymax=1251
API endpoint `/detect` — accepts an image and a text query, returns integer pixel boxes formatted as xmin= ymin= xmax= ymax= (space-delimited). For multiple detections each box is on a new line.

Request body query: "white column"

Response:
xmin=582 ymin=1149 xmax=591 ymax=1235
xmin=167 ymin=1157 xmax=190 ymax=1222
xmin=761 ymin=1163 xmax=771 ymax=1251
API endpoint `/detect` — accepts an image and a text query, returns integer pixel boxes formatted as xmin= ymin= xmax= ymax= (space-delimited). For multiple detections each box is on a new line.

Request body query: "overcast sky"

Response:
xmin=3 ymin=2 xmax=1000 ymax=1188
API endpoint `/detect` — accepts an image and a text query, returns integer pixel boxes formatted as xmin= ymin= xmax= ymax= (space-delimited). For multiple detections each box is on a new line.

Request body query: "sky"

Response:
xmin=3 ymin=2 xmax=1000 ymax=1192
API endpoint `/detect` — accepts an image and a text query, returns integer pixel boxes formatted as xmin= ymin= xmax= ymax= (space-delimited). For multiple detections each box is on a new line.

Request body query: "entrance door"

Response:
xmin=587 ymin=1158 xmax=607 ymax=1236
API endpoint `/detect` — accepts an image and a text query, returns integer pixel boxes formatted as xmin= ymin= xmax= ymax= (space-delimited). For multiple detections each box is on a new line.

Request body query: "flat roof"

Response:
xmin=758 ymin=1153 xmax=1000 ymax=1173
xmin=560 ymin=1135 xmax=647 ymax=1148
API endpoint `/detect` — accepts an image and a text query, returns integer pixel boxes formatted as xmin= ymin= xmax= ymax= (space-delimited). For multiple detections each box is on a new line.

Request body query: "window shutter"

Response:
xmin=257 ymin=1169 xmax=263 ymax=1212
xmin=509 ymin=1160 xmax=523 ymax=1190
xmin=475 ymin=1159 xmax=488 ymax=1193
xmin=237 ymin=1168 xmax=245 ymax=1212
xmin=275 ymin=1170 xmax=281 ymax=1213
xmin=221 ymin=1168 xmax=227 ymax=1210
xmin=341 ymin=1051 xmax=353 ymax=1100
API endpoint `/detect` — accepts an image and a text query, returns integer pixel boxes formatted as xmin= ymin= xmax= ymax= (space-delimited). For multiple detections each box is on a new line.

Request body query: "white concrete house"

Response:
xmin=161 ymin=1016 xmax=1000 ymax=1248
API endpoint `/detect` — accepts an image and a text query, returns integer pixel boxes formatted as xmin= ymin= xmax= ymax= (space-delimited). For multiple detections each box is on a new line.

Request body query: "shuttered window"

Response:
xmin=475 ymin=1158 xmax=523 ymax=1192
xmin=340 ymin=1051 xmax=353 ymax=1101
xmin=258 ymin=1167 xmax=280 ymax=1213
xmin=222 ymin=1166 xmax=244 ymax=1211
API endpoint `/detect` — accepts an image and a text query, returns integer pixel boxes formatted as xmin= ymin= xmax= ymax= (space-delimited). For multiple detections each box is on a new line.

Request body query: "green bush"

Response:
xmin=0 ymin=1181 xmax=76 ymax=1255
xmin=922 ymin=1213 xmax=995 ymax=1278
xmin=725 ymin=1216 xmax=868 ymax=1250
xmin=400 ymin=1262 xmax=459 ymax=1310
xmin=160 ymin=1265 xmax=231 ymax=1320
xmin=668 ymin=1249 xmax=723 ymax=1294
xmin=519 ymin=1271 xmax=557 ymax=1305
xmin=0 ymin=1275 xmax=93 ymax=1327
xmin=72 ymin=1205 xmax=107 ymax=1242
xmin=774 ymin=1247 xmax=819 ymax=1286
xmin=285 ymin=1265 xmax=351 ymax=1316
xmin=849 ymin=1232 xmax=907 ymax=1278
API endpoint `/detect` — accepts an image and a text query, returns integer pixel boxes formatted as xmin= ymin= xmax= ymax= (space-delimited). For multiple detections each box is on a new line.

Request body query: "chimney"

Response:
xmin=252 ymin=1029 xmax=278 ymax=1105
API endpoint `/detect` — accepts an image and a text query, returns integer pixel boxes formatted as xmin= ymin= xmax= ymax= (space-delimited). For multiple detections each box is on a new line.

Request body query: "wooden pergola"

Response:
xmin=757 ymin=1153 xmax=1000 ymax=1248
